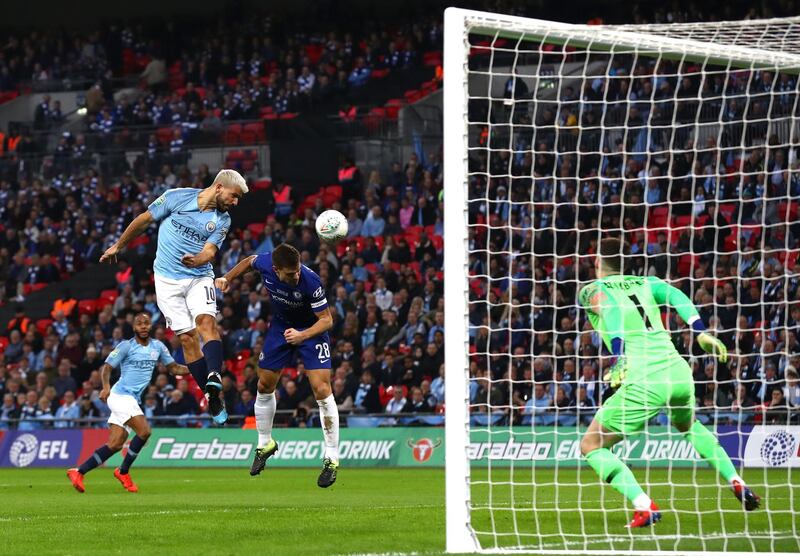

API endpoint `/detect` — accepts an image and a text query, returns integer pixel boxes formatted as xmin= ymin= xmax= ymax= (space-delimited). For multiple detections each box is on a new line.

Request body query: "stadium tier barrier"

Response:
xmin=0 ymin=424 xmax=797 ymax=469
xmin=1 ymin=407 xmax=794 ymax=431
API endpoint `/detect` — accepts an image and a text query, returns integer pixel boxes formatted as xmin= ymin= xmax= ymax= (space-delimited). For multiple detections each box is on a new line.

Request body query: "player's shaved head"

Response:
xmin=134 ymin=312 xmax=152 ymax=322
xmin=273 ymin=243 xmax=300 ymax=270
xmin=598 ymin=238 xmax=628 ymax=274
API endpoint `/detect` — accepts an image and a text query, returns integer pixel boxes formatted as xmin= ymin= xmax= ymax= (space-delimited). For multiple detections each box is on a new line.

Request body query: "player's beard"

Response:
xmin=216 ymin=193 xmax=228 ymax=212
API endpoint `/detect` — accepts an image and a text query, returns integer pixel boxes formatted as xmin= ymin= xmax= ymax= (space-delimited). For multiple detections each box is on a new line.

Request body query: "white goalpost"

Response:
xmin=444 ymin=7 xmax=800 ymax=555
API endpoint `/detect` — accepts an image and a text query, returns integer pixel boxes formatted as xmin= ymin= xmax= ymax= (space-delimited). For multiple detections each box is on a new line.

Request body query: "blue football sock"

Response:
xmin=78 ymin=445 xmax=115 ymax=475
xmin=202 ymin=340 xmax=224 ymax=377
xmin=187 ymin=358 xmax=208 ymax=389
xmin=119 ymin=435 xmax=147 ymax=474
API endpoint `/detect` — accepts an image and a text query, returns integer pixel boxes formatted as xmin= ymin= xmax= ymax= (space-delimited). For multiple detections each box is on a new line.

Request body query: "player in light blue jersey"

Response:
xmin=67 ymin=313 xmax=188 ymax=493
xmin=217 ymin=243 xmax=339 ymax=487
xmin=100 ymin=169 xmax=248 ymax=425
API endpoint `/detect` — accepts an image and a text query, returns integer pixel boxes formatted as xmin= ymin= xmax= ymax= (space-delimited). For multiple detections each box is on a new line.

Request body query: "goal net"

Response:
xmin=444 ymin=8 xmax=800 ymax=555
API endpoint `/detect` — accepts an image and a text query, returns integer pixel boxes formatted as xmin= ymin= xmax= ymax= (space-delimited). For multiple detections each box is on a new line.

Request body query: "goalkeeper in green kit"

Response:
xmin=578 ymin=238 xmax=760 ymax=528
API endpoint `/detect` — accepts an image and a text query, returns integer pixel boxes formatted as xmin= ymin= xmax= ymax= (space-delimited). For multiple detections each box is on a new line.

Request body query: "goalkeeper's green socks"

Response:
xmin=682 ymin=421 xmax=740 ymax=484
xmin=585 ymin=448 xmax=651 ymax=510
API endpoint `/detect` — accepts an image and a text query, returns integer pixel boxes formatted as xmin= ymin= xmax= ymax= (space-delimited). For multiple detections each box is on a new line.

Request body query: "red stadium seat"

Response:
xmin=324 ymin=185 xmax=343 ymax=200
xmin=100 ymin=289 xmax=119 ymax=303
xmin=247 ymin=222 xmax=266 ymax=236
xmin=0 ymin=337 xmax=8 ymax=352
xmin=156 ymin=127 xmax=173 ymax=145
xmin=224 ymin=123 xmax=242 ymax=145
xmin=78 ymin=299 xmax=97 ymax=316
xmin=243 ymin=122 xmax=266 ymax=143
xmin=423 ymin=51 xmax=443 ymax=67
xmin=36 ymin=319 xmax=53 ymax=336
xmin=252 ymin=178 xmax=272 ymax=190
xmin=226 ymin=150 xmax=245 ymax=163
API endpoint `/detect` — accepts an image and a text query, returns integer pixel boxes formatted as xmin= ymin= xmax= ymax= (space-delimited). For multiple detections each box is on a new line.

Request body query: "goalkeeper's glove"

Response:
xmin=697 ymin=332 xmax=728 ymax=363
xmin=603 ymin=356 xmax=627 ymax=389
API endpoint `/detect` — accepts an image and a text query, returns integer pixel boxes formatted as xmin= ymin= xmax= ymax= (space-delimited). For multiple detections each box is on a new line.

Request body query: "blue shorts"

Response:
xmin=258 ymin=322 xmax=332 ymax=371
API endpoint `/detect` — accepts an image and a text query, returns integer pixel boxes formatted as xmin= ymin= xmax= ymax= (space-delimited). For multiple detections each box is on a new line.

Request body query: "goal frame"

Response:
xmin=442 ymin=6 xmax=798 ymax=555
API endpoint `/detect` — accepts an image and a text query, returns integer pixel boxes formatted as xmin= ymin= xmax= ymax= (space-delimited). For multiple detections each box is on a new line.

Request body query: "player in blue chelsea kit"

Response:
xmin=100 ymin=169 xmax=247 ymax=425
xmin=67 ymin=313 xmax=189 ymax=493
xmin=216 ymin=243 xmax=339 ymax=487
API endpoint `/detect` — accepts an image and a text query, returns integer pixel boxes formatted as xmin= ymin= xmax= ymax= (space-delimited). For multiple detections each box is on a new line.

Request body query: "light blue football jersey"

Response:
xmin=106 ymin=338 xmax=175 ymax=399
xmin=148 ymin=188 xmax=231 ymax=280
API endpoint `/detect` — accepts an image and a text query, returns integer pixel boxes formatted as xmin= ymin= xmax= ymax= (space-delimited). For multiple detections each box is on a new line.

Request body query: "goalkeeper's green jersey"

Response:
xmin=578 ymin=275 xmax=700 ymax=371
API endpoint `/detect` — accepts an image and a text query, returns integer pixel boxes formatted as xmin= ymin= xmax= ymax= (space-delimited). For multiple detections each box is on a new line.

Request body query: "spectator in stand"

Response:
xmin=54 ymin=360 xmax=77 ymax=398
xmin=18 ymin=391 xmax=43 ymax=431
xmin=361 ymin=206 xmax=385 ymax=237
xmin=332 ymin=378 xmax=353 ymax=412
xmin=784 ymin=367 xmax=800 ymax=407
xmin=384 ymin=385 xmax=407 ymax=419
xmin=5 ymin=330 xmax=23 ymax=364
xmin=354 ymin=369 xmax=381 ymax=413
xmin=0 ymin=393 xmax=18 ymax=429
xmin=55 ymin=390 xmax=80 ymax=428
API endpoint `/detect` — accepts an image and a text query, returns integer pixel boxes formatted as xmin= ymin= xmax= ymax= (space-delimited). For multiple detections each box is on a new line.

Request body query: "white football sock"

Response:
xmin=254 ymin=392 xmax=276 ymax=447
xmin=316 ymin=394 xmax=340 ymax=462
xmin=730 ymin=474 xmax=745 ymax=486
xmin=633 ymin=493 xmax=652 ymax=511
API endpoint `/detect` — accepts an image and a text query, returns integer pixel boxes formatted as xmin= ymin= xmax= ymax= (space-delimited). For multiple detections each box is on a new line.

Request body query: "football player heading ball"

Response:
xmin=216 ymin=243 xmax=339 ymax=487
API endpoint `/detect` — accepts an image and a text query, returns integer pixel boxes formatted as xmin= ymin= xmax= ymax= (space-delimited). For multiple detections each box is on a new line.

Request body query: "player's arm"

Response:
xmin=284 ymin=307 xmax=333 ymax=345
xmin=580 ymin=283 xmax=626 ymax=387
xmin=215 ymin=254 xmax=257 ymax=292
xmin=184 ymin=213 xmax=230 ymax=269
xmin=166 ymin=362 xmax=190 ymax=376
xmin=648 ymin=277 xmax=727 ymax=362
xmin=181 ymin=242 xmax=218 ymax=268
xmin=99 ymin=211 xmax=154 ymax=263
xmin=98 ymin=363 xmax=114 ymax=402
xmin=99 ymin=342 xmax=128 ymax=401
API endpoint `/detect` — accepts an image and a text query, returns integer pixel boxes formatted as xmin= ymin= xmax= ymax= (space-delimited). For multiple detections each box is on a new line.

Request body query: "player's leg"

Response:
xmin=187 ymin=277 xmax=227 ymax=424
xmin=580 ymin=418 xmax=652 ymax=510
xmin=193 ymin=314 xmax=227 ymax=424
xmin=581 ymin=384 xmax=661 ymax=527
xmin=67 ymin=424 xmax=126 ymax=492
xmin=155 ymin=275 xmax=212 ymax=394
xmin=669 ymin=371 xmax=760 ymax=510
xmin=250 ymin=368 xmax=281 ymax=475
xmin=307 ymin=368 xmax=339 ymax=487
xmin=113 ymin=415 xmax=151 ymax=493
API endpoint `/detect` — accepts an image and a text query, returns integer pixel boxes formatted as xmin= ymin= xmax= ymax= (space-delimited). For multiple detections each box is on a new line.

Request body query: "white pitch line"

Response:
xmin=0 ymin=504 xmax=442 ymax=523
xmin=537 ymin=529 xmax=796 ymax=549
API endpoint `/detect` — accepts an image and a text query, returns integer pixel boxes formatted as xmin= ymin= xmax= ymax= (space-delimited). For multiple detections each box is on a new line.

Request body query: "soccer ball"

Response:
xmin=315 ymin=209 xmax=348 ymax=243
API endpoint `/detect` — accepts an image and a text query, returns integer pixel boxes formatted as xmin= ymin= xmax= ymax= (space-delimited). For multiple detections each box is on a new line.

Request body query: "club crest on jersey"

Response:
xmin=150 ymin=350 xmax=157 ymax=358
xmin=205 ymin=221 xmax=216 ymax=233
xmin=293 ymin=291 xmax=303 ymax=299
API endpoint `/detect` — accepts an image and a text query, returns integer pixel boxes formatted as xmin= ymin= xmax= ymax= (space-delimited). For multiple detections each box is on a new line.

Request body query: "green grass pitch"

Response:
xmin=0 ymin=467 xmax=797 ymax=555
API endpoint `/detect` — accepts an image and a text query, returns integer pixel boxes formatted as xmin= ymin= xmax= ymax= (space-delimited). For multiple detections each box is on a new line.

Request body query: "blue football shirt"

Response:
xmin=106 ymin=338 xmax=175 ymax=399
xmin=148 ymin=188 xmax=231 ymax=280
xmin=253 ymin=252 xmax=328 ymax=328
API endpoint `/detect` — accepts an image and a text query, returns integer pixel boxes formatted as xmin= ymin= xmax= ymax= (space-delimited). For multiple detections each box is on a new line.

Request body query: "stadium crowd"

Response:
xmin=0 ymin=146 xmax=446 ymax=429
xmin=468 ymin=42 xmax=800 ymax=426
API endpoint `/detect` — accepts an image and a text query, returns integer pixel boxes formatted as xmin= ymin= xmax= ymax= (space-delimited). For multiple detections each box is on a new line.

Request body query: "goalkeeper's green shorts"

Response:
xmin=595 ymin=357 xmax=694 ymax=436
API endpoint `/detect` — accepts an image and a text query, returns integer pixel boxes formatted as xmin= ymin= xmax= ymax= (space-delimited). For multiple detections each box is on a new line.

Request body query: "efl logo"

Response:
xmin=9 ymin=434 xmax=71 ymax=468
xmin=407 ymin=437 xmax=441 ymax=463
